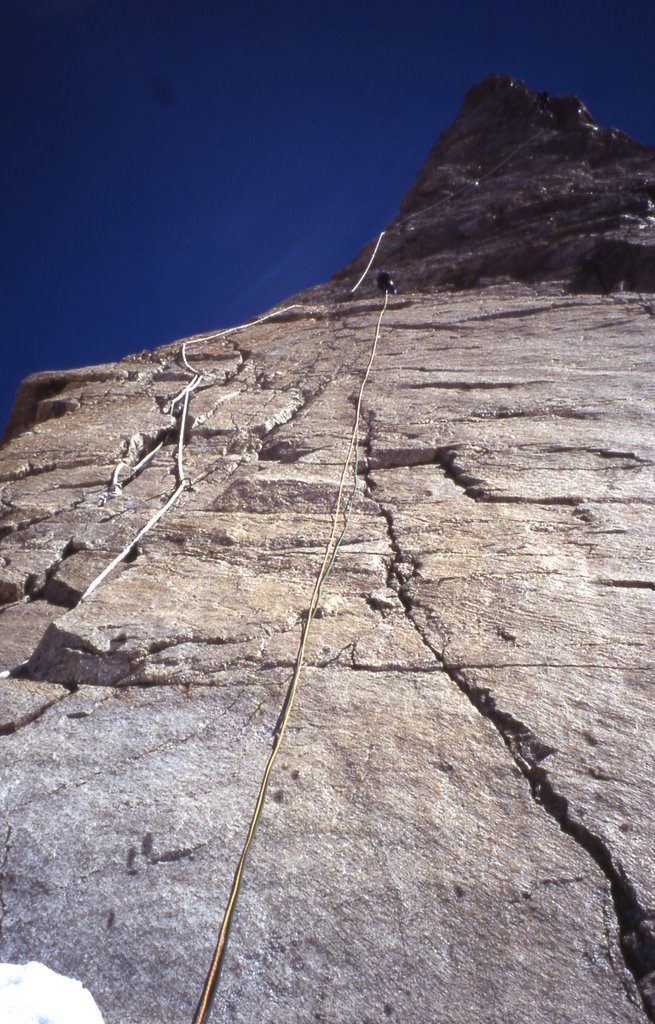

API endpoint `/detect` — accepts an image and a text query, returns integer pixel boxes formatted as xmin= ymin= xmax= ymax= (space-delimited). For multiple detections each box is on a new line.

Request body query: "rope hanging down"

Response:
xmin=0 ymin=306 xmax=302 ymax=686
xmin=191 ymin=131 xmax=548 ymax=1014
xmin=350 ymin=229 xmax=386 ymax=293
xmin=192 ymin=289 xmax=391 ymax=1024
xmin=347 ymin=127 xmax=546 ymax=293
xmin=78 ymin=305 xmax=300 ymax=603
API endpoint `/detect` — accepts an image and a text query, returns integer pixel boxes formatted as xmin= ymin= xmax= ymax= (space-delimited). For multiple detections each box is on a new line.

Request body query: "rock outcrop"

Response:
xmin=336 ymin=74 xmax=655 ymax=295
xmin=1 ymin=76 xmax=654 ymax=1024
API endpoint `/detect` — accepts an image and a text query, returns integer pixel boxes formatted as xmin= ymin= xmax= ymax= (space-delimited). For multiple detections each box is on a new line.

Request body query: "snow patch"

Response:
xmin=0 ymin=962 xmax=105 ymax=1024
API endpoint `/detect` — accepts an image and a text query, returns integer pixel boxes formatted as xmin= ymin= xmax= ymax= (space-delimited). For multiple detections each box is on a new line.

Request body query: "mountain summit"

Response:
xmin=1 ymin=77 xmax=655 ymax=1024
xmin=338 ymin=74 xmax=655 ymax=294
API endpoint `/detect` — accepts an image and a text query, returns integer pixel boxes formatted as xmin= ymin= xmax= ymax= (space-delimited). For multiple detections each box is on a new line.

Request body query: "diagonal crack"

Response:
xmin=433 ymin=445 xmax=486 ymax=498
xmin=439 ymin=659 xmax=655 ymax=1019
xmin=138 ymin=830 xmax=207 ymax=868
xmin=362 ymin=419 xmax=655 ymax=1020
xmin=0 ymin=685 xmax=78 ymax=737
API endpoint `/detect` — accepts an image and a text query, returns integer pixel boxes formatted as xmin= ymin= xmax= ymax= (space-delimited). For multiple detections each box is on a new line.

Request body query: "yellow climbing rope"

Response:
xmin=192 ymin=289 xmax=390 ymax=1024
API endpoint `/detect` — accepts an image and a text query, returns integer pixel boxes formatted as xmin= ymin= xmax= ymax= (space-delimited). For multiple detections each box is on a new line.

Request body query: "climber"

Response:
xmin=376 ymin=270 xmax=397 ymax=295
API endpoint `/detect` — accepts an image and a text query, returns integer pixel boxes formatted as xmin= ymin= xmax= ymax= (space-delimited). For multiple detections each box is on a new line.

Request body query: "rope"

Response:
xmin=107 ymin=440 xmax=165 ymax=497
xmin=350 ymin=230 xmax=386 ymax=293
xmin=183 ymin=305 xmax=302 ymax=350
xmin=98 ymin=305 xmax=300 ymax=511
xmin=348 ymin=128 xmax=546 ymax=292
xmin=182 ymin=340 xmax=203 ymax=376
xmin=77 ymin=305 xmax=297 ymax=604
xmin=398 ymin=128 xmax=547 ymax=226
xmin=188 ymin=130 xmax=545 ymax=997
xmin=189 ymin=124 xmax=545 ymax=1013
xmin=192 ymin=129 xmax=543 ymax=1005
xmin=83 ymin=383 xmax=195 ymax=602
xmin=192 ymin=289 xmax=390 ymax=1024
xmin=1 ymin=306 xmax=305 ymax=686
xmin=173 ymin=370 xmax=205 ymax=484
xmin=80 ymin=481 xmax=188 ymax=602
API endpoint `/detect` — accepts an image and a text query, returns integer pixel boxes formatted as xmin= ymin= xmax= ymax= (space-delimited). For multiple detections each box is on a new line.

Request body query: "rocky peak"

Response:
xmin=1 ymin=77 xmax=655 ymax=1024
xmin=336 ymin=74 xmax=655 ymax=294
xmin=425 ymin=74 xmax=599 ymax=167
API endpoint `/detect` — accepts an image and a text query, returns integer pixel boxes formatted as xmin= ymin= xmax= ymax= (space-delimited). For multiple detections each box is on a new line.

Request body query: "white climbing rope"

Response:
xmin=80 ymin=481 xmax=189 ymax=602
xmin=183 ymin=304 xmax=302 ymax=349
xmin=176 ymin=383 xmax=194 ymax=485
xmin=399 ymin=128 xmax=547 ymax=226
xmin=350 ymin=230 xmax=386 ymax=293
xmin=181 ymin=340 xmax=203 ymax=376
xmin=75 ymin=304 xmax=300 ymax=604
xmin=103 ymin=440 xmax=166 ymax=502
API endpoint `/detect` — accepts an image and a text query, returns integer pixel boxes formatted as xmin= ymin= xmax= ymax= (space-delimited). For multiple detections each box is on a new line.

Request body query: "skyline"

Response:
xmin=2 ymin=0 xmax=654 ymax=431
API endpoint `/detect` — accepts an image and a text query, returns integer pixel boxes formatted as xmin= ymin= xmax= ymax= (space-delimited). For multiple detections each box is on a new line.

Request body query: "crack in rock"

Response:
xmin=404 ymin=377 xmax=552 ymax=391
xmin=0 ymin=456 xmax=99 ymax=485
xmin=257 ymin=381 xmax=334 ymax=463
xmin=432 ymin=445 xmax=487 ymax=498
xmin=362 ymin=426 xmax=655 ymax=1019
xmin=396 ymin=523 xmax=655 ymax=1016
xmin=2 ymin=353 xmax=276 ymax=674
xmin=596 ymin=579 xmax=655 ymax=591
xmin=445 ymin=661 xmax=655 ymax=1018
xmin=0 ymin=685 xmax=77 ymax=737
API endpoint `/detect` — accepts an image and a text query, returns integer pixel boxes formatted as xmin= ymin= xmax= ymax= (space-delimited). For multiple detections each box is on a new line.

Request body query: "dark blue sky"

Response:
xmin=2 ymin=0 xmax=654 ymax=431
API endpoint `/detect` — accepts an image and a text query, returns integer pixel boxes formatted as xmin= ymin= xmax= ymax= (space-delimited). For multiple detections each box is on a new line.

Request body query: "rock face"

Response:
xmin=336 ymin=74 xmax=655 ymax=295
xmin=1 ymin=76 xmax=654 ymax=1024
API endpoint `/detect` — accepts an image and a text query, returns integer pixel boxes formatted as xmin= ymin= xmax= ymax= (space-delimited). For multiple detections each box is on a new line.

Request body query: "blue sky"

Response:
xmin=1 ymin=0 xmax=654 ymax=431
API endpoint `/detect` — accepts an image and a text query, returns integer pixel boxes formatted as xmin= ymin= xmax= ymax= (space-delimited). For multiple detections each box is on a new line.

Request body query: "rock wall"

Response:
xmin=1 ymin=77 xmax=654 ymax=1024
xmin=335 ymin=75 xmax=655 ymax=295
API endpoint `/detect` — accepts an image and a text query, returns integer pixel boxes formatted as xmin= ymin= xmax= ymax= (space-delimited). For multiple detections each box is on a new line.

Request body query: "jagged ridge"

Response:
xmin=336 ymin=74 xmax=655 ymax=295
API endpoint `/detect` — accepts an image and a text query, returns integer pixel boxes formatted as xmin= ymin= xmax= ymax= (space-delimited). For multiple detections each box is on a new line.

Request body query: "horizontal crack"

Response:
xmin=469 ymin=406 xmax=600 ymax=422
xmin=0 ymin=455 xmax=99 ymax=485
xmin=596 ymin=579 xmax=655 ymax=591
xmin=404 ymin=378 xmax=551 ymax=391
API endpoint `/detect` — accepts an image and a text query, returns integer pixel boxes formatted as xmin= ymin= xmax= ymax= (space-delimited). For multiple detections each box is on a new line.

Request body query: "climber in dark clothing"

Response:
xmin=377 ymin=270 xmax=397 ymax=295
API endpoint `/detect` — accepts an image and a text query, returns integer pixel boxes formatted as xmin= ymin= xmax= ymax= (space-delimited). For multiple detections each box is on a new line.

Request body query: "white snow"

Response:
xmin=0 ymin=962 xmax=105 ymax=1024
